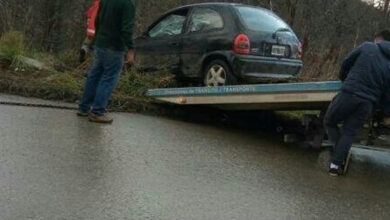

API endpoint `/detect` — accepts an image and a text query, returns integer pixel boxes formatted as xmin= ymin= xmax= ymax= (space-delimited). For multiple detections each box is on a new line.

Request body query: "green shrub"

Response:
xmin=0 ymin=31 xmax=25 ymax=62
xmin=40 ymin=73 xmax=83 ymax=100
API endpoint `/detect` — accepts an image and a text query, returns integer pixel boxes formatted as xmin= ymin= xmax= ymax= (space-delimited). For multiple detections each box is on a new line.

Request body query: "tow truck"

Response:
xmin=147 ymin=81 xmax=390 ymax=172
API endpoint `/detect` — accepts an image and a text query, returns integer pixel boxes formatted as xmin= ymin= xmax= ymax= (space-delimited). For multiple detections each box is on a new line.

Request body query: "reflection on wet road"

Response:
xmin=1 ymin=105 xmax=390 ymax=220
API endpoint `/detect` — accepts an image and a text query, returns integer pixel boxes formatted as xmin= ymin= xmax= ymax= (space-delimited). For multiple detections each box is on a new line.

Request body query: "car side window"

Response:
xmin=189 ymin=8 xmax=224 ymax=33
xmin=149 ymin=13 xmax=187 ymax=38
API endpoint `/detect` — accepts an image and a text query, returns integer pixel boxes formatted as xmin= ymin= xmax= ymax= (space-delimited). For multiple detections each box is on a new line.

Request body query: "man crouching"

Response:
xmin=325 ymin=30 xmax=390 ymax=176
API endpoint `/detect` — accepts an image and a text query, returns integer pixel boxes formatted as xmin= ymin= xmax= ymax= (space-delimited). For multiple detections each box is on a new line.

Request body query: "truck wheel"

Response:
xmin=204 ymin=60 xmax=236 ymax=87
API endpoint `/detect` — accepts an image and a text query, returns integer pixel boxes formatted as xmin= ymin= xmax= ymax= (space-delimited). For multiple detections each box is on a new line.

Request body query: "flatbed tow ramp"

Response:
xmin=147 ymin=81 xmax=390 ymax=173
xmin=146 ymin=81 xmax=341 ymax=110
xmin=147 ymin=81 xmax=341 ymax=148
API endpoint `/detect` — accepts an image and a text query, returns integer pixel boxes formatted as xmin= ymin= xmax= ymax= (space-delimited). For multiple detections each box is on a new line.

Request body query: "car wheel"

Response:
xmin=204 ymin=60 xmax=236 ymax=87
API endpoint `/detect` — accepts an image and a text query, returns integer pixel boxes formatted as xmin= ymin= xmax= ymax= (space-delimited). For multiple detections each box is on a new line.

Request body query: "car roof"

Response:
xmin=166 ymin=2 xmax=268 ymax=14
xmin=168 ymin=2 xmax=245 ymax=11
xmin=183 ymin=2 xmax=244 ymax=7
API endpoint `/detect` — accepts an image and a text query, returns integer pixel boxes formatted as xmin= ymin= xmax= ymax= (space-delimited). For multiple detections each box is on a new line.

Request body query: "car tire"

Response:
xmin=204 ymin=60 xmax=236 ymax=87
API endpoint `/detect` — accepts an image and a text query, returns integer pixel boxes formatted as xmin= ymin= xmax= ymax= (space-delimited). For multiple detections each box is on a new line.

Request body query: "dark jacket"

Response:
xmin=340 ymin=41 xmax=390 ymax=104
xmin=94 ymin=0 xmax=135 ymax=51
xmin=382 ymin=92 xmax=390 ymax=116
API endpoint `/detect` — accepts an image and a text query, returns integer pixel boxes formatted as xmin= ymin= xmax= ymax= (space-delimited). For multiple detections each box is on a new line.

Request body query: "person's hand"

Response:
xmin=125 ymin=50 xmax=135 ymax=66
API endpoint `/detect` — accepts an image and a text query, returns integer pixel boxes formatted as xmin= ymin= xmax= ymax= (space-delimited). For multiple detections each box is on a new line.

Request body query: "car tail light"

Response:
xmin=233 ymin=34 xmax=250 ymax=55
xmin=297 ymin=42 xmax=303 ymax=59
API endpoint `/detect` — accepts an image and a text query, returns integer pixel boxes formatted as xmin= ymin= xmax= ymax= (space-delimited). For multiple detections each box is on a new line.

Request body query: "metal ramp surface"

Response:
xmin=147 ymin=81 xmax=342 ymax=110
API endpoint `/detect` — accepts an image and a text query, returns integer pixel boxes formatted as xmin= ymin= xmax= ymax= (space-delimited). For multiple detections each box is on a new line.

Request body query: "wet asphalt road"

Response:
xmin=1 ymin=103 xmax=390 ymax=220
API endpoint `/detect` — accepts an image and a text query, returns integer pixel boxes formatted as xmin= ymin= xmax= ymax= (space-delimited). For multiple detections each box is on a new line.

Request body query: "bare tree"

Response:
xmin=0 ymin=0 xmax=389 ymax=79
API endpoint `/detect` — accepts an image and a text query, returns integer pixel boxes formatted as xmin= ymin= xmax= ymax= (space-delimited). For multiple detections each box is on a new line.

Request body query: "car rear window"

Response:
xmin=236 ymin=6 xmax=289 ymax=32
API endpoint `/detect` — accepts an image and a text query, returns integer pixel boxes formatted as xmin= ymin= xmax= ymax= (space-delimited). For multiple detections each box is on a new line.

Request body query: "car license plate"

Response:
xmin=271 ymin=45 xmax=287 ymax=57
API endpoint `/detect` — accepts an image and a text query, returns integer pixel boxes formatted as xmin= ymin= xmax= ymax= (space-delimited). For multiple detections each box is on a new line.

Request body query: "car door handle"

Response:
xmin=171 ymin=42 xmax=179 ymax=46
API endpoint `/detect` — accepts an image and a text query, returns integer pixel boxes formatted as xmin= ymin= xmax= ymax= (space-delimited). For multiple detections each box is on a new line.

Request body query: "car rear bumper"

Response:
xmin=231 ymin=55 xmax=303 ymax=82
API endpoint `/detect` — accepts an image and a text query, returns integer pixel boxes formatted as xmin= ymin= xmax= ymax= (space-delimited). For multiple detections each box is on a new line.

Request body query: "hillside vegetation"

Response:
xmin=0 ymin=0 xmax=389 ymax=106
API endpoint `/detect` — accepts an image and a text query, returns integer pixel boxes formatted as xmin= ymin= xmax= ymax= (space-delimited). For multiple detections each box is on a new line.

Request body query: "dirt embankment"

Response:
xmin=0 ymin=56 xmax=178 ymax=112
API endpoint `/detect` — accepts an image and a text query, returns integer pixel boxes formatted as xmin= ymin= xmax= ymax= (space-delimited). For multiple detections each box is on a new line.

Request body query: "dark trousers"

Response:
xmin=79 ymin=47 xmax=125 ymax=115
xmin=382 ymin=92 xmax=390 ymax=117
xmin=325 ymin=92 xmax=373 ymax=166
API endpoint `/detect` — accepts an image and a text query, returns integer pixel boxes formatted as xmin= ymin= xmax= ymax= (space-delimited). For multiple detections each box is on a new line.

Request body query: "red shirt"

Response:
xmin=86 ymin=0 xmax=100 ymax=38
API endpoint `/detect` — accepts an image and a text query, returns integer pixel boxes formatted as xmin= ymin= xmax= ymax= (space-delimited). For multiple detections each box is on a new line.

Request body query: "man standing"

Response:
xmin=78 ymin=0 xmax=135 ymax=124
xmin=325 ymin=30 xmax=390 ymax=176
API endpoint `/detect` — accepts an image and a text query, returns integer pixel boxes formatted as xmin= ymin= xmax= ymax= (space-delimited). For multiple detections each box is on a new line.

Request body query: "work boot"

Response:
xmin=89 ymin=113 xmax=113 ymax=124
xmin=77 ymin=110 xmax=89 ymax=117
xmin=329 ymin=163 xmax=343 ymax=177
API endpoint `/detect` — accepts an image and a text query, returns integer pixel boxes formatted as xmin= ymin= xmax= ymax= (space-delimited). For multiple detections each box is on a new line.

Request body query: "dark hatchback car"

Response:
xmin=135 ymin=3 xmax=303 ymax=86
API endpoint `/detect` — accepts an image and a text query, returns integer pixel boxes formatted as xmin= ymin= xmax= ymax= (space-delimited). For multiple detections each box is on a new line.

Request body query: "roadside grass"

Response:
xmin=0 ymin=31 xmax=56 ymax=72
xmin=0 ymin=31 xmax=25 ymax=62
xmin=116 ymin=69 xmax=176 ymax=97
xmin=0 ymin=55 xmax=177 ymax=110
xmin=0 ymin=31 xmax=178 ymax=111
xmin=55 ymin=49 xmax=84 ymax=71
xmin=39 ymin=73 xmax=84 ymax=101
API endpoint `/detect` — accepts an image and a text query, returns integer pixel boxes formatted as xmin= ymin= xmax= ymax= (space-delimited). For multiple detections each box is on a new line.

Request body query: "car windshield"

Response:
xmin=236 ymin=6 xmax=289 ymax=32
